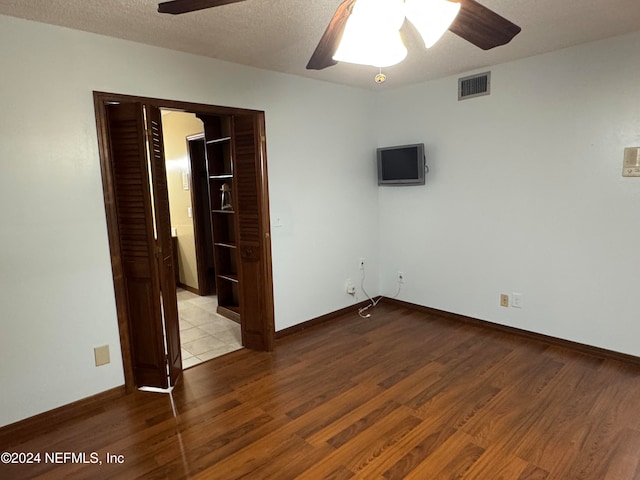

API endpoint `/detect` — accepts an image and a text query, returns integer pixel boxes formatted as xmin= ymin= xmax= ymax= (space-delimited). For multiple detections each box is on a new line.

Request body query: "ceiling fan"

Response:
xmin=157 ymin=0 xmax=521 ymax=70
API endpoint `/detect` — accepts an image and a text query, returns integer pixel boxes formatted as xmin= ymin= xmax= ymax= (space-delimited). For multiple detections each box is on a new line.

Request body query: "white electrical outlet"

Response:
xmin=512 ymin=293 xmax=523 ymax=308
xmin=359 ymin=258 xmax=365 ymax=270
xmin=346 ymin=279 xmax=356 ymax=296
xmin=398 ymin=271 xmax=405 ymax=283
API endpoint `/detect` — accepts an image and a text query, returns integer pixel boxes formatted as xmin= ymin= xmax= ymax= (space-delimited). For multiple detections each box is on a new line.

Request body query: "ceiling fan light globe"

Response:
xmin=405 ymin=0 xmax=461 ymax=48
xmin=352 ymin=0 xmax=406 ymax=30
xmin=333 ymin=0 xmax=407 ymax=68
xmin=333 ymin=26 xmax=407 ymax=67
xmin=370 ymin=30 xmax=408 ymax=67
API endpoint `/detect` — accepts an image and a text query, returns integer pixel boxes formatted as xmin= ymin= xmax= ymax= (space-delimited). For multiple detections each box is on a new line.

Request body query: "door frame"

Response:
xmin=93 ymin=91 xmax=275 ymax=393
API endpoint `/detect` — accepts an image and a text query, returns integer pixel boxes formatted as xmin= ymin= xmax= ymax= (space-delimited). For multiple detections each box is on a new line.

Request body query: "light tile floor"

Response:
xmin=177 ymin=289 xmax=243 ymax=369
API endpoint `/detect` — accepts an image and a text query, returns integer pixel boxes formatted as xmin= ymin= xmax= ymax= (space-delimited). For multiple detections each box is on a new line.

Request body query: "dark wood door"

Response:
xmin=105 ymin=102 xmax=181 ymax=388
xmin=147 ymin=106 xmax=182 ymax=386
xmin=232 ymin=113 xmax=275 ymax=351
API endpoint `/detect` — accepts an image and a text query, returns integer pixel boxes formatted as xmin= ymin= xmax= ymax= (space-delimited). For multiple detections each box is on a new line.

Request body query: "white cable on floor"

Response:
xmin=358 ymin=265 xmax=401 ymax=318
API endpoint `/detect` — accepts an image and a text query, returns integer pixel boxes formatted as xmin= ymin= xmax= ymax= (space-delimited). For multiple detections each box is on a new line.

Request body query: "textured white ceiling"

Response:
xmin=1 ymin=0 xmax=640 ymax=89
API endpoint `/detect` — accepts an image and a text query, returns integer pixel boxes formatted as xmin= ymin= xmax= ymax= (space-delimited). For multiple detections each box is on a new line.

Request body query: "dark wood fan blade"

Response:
xmin=158 ymin=0 xmax=246 ymax=15
xmin=306 ymin=0 xmax=357 ymax=70
xmin=448 ymin=0 xmax=521 ymax=50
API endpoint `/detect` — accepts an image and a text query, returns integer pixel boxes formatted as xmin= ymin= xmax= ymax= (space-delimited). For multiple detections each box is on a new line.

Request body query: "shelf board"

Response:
xmin=214 ymin=242 xmax=237 ymax=249
xmin=206 ymin=136 xmax=231 ymax=145
xmin=211 ymin=209 xmax=234 ymax=214
xmin=217 ymin=274 xmax=239 ymax=283
xmin=217 ymin=305 xmax=240 ymax=323
xmin=209 ymin=174 xmax=233 ymax=179
xmin=221 ymin=304 xmax=240 ymax=313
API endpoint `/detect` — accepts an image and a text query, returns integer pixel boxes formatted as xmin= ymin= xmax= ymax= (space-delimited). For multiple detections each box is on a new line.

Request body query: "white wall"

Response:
xmin=375 ymin=31 xmax=640 ymax=356
xmin=0 ymin=14 xmax=378 ymax=427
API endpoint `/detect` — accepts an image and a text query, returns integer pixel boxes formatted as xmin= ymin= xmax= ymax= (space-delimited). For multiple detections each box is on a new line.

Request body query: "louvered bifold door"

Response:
xmin=146 ymin=106 xmax=182 ymax=386
xmin=232 ymin=114 xmax=274 ymax=351
xmin=106 ymin=103 xmax=168 ymax=388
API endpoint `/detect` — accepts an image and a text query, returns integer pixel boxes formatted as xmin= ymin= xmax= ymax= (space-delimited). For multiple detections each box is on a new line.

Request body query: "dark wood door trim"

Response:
xmin=93 ymin=91 xmax=275 ymax=392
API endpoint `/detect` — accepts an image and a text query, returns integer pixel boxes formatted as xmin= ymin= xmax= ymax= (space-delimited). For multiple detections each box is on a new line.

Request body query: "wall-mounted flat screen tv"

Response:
xmin=377 ymin=143 xmax=426 ymax=186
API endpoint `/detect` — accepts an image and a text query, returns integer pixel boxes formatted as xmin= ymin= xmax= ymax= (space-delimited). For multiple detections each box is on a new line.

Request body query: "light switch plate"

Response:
xmin=94 ymin=345 xmax=110 ymax=366
xmin=512 ymin=292 xmax=523 ymax=308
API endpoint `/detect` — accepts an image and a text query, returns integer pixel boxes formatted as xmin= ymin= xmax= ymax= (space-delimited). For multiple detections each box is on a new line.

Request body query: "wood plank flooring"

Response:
xmin=3 ymin=302 xmax=640 ymax=479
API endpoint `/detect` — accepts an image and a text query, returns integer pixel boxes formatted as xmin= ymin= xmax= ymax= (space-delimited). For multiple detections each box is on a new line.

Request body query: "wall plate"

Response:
xmin=623 ymin=147 xmax=640 ymax=177
xmin=94 ymin=345 xmax=110 ymax=366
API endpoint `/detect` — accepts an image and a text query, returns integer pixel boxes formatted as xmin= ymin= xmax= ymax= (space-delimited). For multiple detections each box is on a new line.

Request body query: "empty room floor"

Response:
xmin=177 ymin=289 xmax=242 ymax=368
xmin=4 ymin=301 xmax=640 ymax=479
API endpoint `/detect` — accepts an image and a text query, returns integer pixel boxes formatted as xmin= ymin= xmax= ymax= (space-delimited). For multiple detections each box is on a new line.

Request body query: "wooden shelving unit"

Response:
xmin=199 ymin=115 xmax=241 ymax=322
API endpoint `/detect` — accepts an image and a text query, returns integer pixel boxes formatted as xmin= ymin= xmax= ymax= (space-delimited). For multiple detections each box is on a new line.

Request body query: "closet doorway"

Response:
xmin=94 ymin=92 xmax=275 ymax=392
xmin=163 ymin=112 xmax=240 ymax=369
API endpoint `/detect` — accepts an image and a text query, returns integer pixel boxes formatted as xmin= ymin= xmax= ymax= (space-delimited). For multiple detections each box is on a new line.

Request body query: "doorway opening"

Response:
xmin=161 ymin=111 xmax=242 ymax=369
xmin=94 ymin=92 xmax=275 ymax=392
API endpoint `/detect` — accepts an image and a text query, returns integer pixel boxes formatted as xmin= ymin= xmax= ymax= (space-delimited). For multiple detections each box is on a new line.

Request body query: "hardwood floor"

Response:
xmin=3 ymin=302 xmax=640 ymax=479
